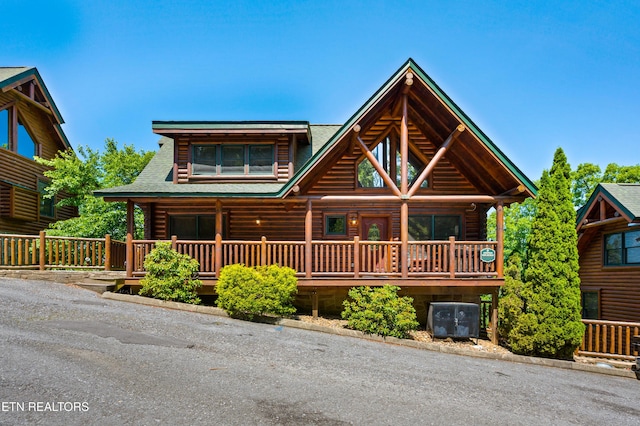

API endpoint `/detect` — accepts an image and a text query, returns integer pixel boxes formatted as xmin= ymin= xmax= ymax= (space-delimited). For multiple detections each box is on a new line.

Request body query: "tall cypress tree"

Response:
xmin=521 ymin=148 xmax=584 ymax=359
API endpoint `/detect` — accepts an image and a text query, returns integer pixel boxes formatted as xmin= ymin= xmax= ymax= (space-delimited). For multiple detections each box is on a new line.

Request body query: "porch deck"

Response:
xmin=126 ymin=235 xmax=501 ymax=287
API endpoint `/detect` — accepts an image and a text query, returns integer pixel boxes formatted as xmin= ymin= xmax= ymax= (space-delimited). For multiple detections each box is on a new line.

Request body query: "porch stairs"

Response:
xmin=76 ymin=272 xmax=126 ymax=294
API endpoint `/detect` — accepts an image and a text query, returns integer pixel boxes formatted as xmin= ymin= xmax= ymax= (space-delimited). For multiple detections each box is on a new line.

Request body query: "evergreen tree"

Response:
xmin=516 ymin=148 xmax=584 ymax=359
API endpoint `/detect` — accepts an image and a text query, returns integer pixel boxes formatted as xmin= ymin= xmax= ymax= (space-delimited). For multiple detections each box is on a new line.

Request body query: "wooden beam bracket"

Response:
xmin=355 ymin=135 xmax=402 ymax=198
xmin=406 ymin=124 xmax=465 ymax=198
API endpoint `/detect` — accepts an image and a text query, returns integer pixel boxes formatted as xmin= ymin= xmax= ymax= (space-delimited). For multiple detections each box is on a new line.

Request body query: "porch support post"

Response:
xmin=407 ymin=124 xmax=465 ymax=198
xmin=305 ymin=199 xmax=313 ymax=278
xmin=353 ymin=236 xmax=360 ymax=278
xmin=104 ymin=234 xmax=111 ymax=271
xmin=496 ymin=201 xmax=504 ymax=278
xmin=215 ymin=233 xmax=222 ymax=277
xmin=39 ymin=230 xmax=46 ymax=270
xmin=449 ymin=236 xmax=456 ymax=278
xmin=261 ymin=236 xmax=267 ymax=266
xmin=400 ymin=93 xmax=409 ymax=195
xmin=311 ymin=289 xmax=318 ymax=319
xmin=491 ymin=287 xmax=499 ymax=345
xmin=401 ymin=201 xmax=408 ymax=278
xmin=125 ymin=232 xmax=133 ymax=278
xmin=215 ymin=200 xmax=223 ymax=237
xmin=126 ymin=200 xmax=135 ymax=238
xmin=355 ymin=135 xmax=401 ymax=197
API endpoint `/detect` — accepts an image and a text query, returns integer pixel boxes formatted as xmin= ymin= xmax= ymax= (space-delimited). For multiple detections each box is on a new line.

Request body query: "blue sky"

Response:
xmin=3 ymin=0 xmax=639 ymax=180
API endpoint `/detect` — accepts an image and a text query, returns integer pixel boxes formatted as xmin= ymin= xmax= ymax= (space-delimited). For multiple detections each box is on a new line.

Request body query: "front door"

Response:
xmin=360 ymin=216 xmax=391 ymax=273
xmin=360 ymin=216 xmax=390 ymax=241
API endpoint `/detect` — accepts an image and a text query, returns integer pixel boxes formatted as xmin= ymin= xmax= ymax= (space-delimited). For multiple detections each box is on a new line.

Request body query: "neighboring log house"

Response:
xmin=577 ymin=183 xmax=640 ymax=322
xmin=0 ymin=67 xmax=76 ymax=234
xmin=97 ymin=59 xmax=537 ymax=329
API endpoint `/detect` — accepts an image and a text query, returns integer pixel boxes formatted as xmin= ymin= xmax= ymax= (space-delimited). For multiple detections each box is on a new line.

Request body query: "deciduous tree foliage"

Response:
xmin=36 ymin=139 xmax=154 ymax=240
xmin=490 ymin=161 xmax=640 ymax=265
xmin=487 ymin=198 xmax=536 ymax=261
xmin=508 ymin=148 xmax=584 ymax=359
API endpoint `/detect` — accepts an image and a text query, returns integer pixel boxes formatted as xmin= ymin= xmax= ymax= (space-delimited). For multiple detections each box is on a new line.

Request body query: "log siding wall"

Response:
xmin=0 ymin=90 xmax=76 ymax=234
xmin=144 ymin=200 xmax=485 ymax=243
xmin=579 ymin=221 xmax=640 ymax=322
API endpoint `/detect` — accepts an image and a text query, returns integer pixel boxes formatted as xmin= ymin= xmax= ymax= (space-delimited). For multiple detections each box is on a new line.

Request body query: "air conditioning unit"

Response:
xmin=427 ymin=302 xmax=480 ymax=339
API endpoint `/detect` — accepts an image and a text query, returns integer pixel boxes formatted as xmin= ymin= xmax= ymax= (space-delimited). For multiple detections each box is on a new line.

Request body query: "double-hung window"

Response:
xmin=604 ymin=230 xmax=640 ymax=266
xmin=192 ymin=144 xmax=274 ymax=176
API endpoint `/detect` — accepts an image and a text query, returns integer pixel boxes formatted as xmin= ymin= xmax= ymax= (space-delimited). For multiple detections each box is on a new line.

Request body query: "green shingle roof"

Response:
xmin=97 ymin=58 xmax=537 ymax=200
xmin=577 ymin=183 xmax=640 ymax=225
xmin=599 ymin=183 xmax=640 ymax=220
xmin=0 ymin=66 xmax=70 ymax=149
xmin=0 ymin=67 xmax=31 ymax=81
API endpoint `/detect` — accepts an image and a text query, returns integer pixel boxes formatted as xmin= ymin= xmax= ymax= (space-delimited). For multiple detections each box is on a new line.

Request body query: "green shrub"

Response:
xmin=341 ymin=285 xmax=419 ymax=338
xmin=138 ymin=241 xmax=202 ymax=304
xmin=216 ymin=264 xmax=298 ymax=320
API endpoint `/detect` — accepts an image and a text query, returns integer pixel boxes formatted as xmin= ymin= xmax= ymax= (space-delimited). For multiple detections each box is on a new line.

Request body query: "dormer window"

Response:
xmin=192 ymin=143 xmax=274 ymax=177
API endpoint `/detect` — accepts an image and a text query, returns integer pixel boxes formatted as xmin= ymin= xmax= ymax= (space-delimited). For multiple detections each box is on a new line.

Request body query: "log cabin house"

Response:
xmin=0 ymin=67 xmax=76 ymax=234
xmin=577 ymin=183 xmax=640 ymax=322
xmin=96 ymin=59 xmax=536 ymax=331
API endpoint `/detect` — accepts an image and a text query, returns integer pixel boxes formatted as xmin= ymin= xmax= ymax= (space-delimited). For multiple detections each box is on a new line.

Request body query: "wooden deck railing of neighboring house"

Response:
xmin=127 ymin=235 xmax=499 ymax=280
xmin=0 ymin=232 xmax=126 ymax=271
xmin=578 ymin=320 xmax=640 ymax=361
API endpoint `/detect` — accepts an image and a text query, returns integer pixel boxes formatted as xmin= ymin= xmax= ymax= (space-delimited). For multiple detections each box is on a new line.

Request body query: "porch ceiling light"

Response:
xmin=256 ymin=218 xmax=262 ymax=225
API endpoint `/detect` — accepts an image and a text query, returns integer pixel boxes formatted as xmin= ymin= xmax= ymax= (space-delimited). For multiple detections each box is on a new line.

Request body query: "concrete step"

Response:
xmin=76 ymin=277 xmax=125 ymax=294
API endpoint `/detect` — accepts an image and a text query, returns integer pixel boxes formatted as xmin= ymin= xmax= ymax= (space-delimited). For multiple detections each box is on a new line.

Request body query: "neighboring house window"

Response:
xmin=169 ymin=214 xmax=226 ymax=240
xmin=604 ymin=230 xmax=640 ymax=265
xmin=0 ymin=107 xmax=38 ymax=158
xmin=0 ymin=108 xmax=8 ymax=149
xmin=38 ymin=179 xmax=55 ymax=218
xmin=408 ymin=215 xmax=461 ymax=240
xmin=581 ymin=291 xmax=599 ymax=319
xmin=17 ymin=118 xmax=37 ymax=159
xmin=192 ymin=144 xmax=274 ymax=176
xmin=357 ymin=136 xmax=427 ymax=189
xmin=325 ymin=214 xmax=347 ymax=236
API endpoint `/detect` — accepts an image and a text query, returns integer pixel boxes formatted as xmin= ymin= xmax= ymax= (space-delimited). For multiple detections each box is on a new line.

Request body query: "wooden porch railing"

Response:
xmin=578 ymin=320 xmax=640 ymax=361
xmin=128 ymin=235 xmax=499 ymax=280
xmin=0 ymin=232 xmax=126 ymax=271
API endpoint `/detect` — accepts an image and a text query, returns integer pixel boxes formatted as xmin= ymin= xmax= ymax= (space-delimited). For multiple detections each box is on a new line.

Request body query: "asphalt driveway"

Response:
xmin=0 ymin=278 xmax=638 ymax=425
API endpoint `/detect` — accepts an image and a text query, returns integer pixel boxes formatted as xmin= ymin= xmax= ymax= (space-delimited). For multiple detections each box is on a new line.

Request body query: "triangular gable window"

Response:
xmin=357 ymin=136 xmax=428 ymax=189
xmin=17 ymin=117 xmax=37 ymax=159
